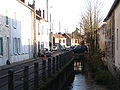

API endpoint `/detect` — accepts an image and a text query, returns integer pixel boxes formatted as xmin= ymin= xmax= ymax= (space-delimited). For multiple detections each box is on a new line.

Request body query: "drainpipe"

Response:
xmin=33 ymin=0 xmax=37 ymax=58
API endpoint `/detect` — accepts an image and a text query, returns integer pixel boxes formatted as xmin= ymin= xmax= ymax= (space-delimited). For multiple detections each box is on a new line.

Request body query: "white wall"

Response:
xmin=0 ymin=0 xmax=34 ymax=65
xmin=0 ymin=2 xmax=10 ymax=65
xmin=54 ymin=38 xmax=66 ymax=47
xmin=39 ymin=20 xmax=49 ymax=50
xmin=10 ymin=0 xmax=34 ymax=63
xmin=115 ymin=2 xmax=120 ymax=69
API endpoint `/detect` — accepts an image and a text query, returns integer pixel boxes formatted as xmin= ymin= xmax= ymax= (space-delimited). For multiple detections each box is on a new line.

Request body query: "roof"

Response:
xmin=64 ymin=33 xmax=80 ymax=39
xmin=53 ymin=34 xmax=65 ymax=38
xmin=65 ymin=33 xmax=72 ymax=39
xmin=104 ymin=0 xmax=120 ymax=21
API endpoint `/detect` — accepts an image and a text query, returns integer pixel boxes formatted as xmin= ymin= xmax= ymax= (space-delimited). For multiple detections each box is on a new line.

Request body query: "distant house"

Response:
xmin=52 ymin=34 xmax=66 ymax=48
xmin=63 ymin=33 xmax=83 ymax=46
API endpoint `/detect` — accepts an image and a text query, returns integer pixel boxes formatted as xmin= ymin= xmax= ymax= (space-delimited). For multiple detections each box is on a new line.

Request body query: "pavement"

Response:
xmin=0 ymin=50 xmax=63 ymax=76
xmin=0 ymin=58 xmax=37 ymax=71
xmin=0 ymin=57 xmax=42 ymax=76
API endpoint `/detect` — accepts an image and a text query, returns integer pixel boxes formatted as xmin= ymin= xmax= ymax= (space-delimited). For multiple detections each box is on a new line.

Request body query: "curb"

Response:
xmin=0 ymin=58 xmax=40 ymax=71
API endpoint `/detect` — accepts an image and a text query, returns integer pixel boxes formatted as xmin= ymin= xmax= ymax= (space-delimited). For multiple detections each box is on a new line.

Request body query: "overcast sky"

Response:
xmin=49 ymin=0 xmax=115 ymax=33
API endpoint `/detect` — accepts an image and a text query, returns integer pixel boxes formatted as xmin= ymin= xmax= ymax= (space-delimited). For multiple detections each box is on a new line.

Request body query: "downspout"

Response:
xmin=33 ymin=0 xmax=37 ymax=57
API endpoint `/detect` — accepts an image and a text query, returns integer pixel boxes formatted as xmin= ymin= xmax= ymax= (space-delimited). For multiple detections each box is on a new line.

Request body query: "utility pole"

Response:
xmin=59 ymin=21 xmax=61 ymax=33
xmin=33 ymin=0 xmax=37 ymax=57
xmin=59 ymin=21 xmax=61 ymax=50
xmin=49 ymin=14 xmax=52 ymax=51
xmin=46 ymin=0 xmax=48 ymax=21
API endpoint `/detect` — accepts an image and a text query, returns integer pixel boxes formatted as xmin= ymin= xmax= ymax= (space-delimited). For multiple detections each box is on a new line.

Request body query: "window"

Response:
xmin=0 ymin=38 xmax=3 ymax=55
xmin=41 ymin=42 xmax=44 ymax=49
xmin=13 ymin=38 xmax=17 ymax=54
xmin=5 ymin=10 xmax=9 ymax=25
xmin=59 ymin=39 xmax=61 ymax=43
xmin=75 ymin=40 xmax=77 ymax=43
xmin=18 ymin=38 xmax=21 ymax=54
xmin=12 ymin=12 xmax=17 ymax=29
xmin=13 ymin=38 xmax=21 ymax=54
xmin=63 ymin=40 xmax=65 ymax=43
xmin=43 ymin=10 xmax=45 ymax=18
xmin=78 ymin=40 xmax=80 ymax=43
xmin=38 ymin=23 xmax=40 ymax=35
xmin=41 ymin=26 xmax=44 ymax=35
xmin=38 ymin=41 xmax=40 ymax=50
xmin=117 ymin=29 xmax=118 ymax=50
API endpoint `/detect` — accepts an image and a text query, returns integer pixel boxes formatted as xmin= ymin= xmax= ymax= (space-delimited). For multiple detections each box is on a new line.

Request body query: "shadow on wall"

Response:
xmin=0 ymin=14 xmax=34 ymax=66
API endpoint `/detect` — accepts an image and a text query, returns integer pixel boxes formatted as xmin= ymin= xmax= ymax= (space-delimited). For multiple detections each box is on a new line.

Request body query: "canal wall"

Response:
xmin=39 ymin=56 xmax=74 ymax=90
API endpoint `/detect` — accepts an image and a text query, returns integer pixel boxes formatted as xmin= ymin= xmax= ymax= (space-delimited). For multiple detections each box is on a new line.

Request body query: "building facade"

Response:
xmin=114 ymin=1 xmax=120 ymax=72
xmin=0 ymin=0 xmax=10 ymax=65
xmin=53 ymin=34 xmax=66 ymax=48
xmin=0 ymin=0 xmax=36 ymax=65
xmin=63 ymin=33 xmax=83 ymax=46
xmin=103 ymin=0 xmax=120 ymax=76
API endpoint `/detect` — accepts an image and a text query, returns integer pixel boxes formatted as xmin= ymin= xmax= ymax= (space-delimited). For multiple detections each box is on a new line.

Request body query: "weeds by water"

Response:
xmin=88 ymin=53 xmax=120 ymax=90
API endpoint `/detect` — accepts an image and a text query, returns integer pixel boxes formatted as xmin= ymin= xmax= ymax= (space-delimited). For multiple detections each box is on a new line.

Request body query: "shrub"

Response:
xmin=88 ymin=53 xmax=120 ymax=90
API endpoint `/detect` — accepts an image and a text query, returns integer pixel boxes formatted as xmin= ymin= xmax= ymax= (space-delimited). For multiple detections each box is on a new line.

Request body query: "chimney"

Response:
xmin=43 ymin=10 xmax=45 ymax=19
xmin=72 ymin=32 xmax=73 ymax=38
xmin=39 ymin=9 xmax=41 ymax=16
xmin=21 ymin=0 xmax=25 ymax=3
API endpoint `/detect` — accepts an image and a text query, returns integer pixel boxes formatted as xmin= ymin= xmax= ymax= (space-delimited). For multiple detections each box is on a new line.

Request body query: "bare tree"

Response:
xmin=80 ymin=0 xmax=103 ymax=52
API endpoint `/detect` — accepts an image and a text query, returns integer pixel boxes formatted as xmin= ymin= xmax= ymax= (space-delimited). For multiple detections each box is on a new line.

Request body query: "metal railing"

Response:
xmin=0 ymin=51 xmax=73 ymax=90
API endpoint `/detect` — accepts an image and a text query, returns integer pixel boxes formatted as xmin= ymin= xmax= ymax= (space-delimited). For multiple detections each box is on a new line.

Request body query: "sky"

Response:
xmin=28 ymin=0 xmax=115 ymax=33
xmin=49 ymin=0 xmax=115 ymax=33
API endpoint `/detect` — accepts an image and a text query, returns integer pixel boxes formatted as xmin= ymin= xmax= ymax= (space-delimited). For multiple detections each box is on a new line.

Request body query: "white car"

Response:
xmin=52 ymin=46 xmax=58 ymax=51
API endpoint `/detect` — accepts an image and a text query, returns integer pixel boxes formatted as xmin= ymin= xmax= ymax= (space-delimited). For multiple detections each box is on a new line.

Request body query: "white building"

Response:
xmin=36 ymin=16 xmax=49 ymax=53
xmin=0 ymin=0 xmax=50 ymax=66
xmin=35 ymin=0 xmax=50 ymax=53
xmin=0 ymin=0 xmax=34 ymax=65
xmin=0 ymin=1 xmax=10 ymax=65
xmin=53 ymin=34 xmax=66 ymax=48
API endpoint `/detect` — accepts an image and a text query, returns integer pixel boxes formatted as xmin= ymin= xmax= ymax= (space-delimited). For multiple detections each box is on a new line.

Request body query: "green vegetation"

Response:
xmin=88 ymin=53 xmax=120 ymax=90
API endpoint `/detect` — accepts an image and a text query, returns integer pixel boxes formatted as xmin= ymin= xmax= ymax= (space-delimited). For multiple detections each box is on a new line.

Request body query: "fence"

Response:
xmin=0 ymin=51 xmax=73 ymax=90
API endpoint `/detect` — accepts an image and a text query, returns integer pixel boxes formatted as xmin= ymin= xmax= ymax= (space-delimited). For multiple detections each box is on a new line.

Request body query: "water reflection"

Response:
xmin=63 ymin=61 xmax=107 ymax=90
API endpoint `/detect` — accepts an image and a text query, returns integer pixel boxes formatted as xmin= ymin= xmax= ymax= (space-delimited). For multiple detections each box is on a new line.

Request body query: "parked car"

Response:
xmin=73 ymin=45 xmax=85 ymax=53
xmin=52 ymin=46 xmax=58 ymax=51
xmin=65 ymin=46 xmax=71 ymax=51
xmin=44 ymin=48 xmax=51 ymax=57
xmin=41 ymin=48 xmax=51 ymax=57
xmin=70 ymin=46 xmax=75 ymax=49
